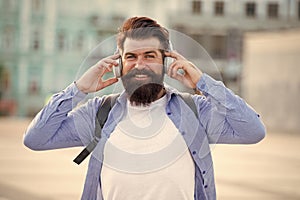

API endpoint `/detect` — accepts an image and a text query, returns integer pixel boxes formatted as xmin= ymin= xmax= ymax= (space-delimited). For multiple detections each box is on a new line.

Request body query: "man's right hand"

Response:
xmin=75 ymin=54 xmax=120 ymax=94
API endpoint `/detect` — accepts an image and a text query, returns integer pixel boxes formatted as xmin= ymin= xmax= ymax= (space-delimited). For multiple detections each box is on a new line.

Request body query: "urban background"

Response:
xmin=0 ymin=0 xmax=300 ymax=132
xmin=0 ymin=0 xmax=300 ymax=200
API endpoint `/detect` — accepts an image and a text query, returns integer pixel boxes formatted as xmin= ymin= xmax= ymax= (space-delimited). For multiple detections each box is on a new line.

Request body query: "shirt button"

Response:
xmin=204 ymin=185 xmax=208 ymax=188
xmin=181 ymin=131 xmax=186 ymax=135
xmin=192 ymin=151 xmax=197 ymax=155
xmin=167 ymin=112 xmax=172 ymax=115
xmin=202 ymin=170 xmax=206 ymax=174
xmin=200 ymin=84 xmax=205 ymax=90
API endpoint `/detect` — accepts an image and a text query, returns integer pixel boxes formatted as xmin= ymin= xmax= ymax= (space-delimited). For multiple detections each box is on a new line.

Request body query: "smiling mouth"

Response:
xmin=134 ymin=74 xmax=149 ymax=79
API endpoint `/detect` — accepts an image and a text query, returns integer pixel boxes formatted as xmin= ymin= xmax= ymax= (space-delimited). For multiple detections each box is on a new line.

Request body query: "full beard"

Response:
xmin=121 ymin=69 xmax=164 ymax=106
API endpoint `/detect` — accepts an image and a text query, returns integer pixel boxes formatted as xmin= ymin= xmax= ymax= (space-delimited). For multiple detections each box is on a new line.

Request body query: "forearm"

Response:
xmin=23 ymin=83 xmax=87 ymax=150
xmin=196 ymin=74 xmax=266 ymax=144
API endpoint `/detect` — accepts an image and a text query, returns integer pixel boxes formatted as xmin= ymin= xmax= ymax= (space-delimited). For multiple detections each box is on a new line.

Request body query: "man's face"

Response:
xmin=121 ymin=37 xmax=164 ymax=76
xmin=120 ymin=37 xmax=165 ymax=106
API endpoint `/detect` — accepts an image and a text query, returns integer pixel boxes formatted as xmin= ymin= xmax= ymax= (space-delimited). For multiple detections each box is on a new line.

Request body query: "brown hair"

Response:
xmin=117 ymin=16 xmax=170 ymax=53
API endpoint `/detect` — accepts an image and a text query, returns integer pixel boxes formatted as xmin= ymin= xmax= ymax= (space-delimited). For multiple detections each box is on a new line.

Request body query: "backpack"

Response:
xmin=73 ymin=93 xmax=198 ymax=165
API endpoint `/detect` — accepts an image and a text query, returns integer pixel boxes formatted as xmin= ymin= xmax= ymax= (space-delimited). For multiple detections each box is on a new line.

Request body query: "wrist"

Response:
xmin=74 ymin=81 xmax=88 ymax=94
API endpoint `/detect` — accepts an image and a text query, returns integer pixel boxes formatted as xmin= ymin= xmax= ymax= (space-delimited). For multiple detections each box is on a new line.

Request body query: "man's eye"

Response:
xmin=125 ymin=55 xmax=135 ymax=60
xmin=145 ymin=55 xmax=155 ymax=59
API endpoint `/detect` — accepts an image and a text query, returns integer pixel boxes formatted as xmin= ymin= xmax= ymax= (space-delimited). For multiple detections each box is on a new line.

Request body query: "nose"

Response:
xmin=134 ymin=56 xmax=146 ymax=70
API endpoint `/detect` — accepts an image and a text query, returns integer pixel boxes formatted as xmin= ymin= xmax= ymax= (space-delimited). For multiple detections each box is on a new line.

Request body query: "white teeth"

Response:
xmin=135 ymin=74 xmax=148 ymax=78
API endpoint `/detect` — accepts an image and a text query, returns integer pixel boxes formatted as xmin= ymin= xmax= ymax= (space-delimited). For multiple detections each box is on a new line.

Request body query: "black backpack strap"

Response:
xmin=73 ymin=93 xmax=120 ymax=165
xmin=178 ymin=92 xmax=199 ymax=119
xmin=95 ymin=93 xmax=120 ymax=138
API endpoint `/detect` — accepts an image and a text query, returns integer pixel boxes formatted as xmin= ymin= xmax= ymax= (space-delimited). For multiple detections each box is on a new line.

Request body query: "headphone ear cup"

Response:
xmin=113 ymin=58 xmax=122 ymax=78
xmin=118 ymin=57 xmax=122 ymax=75
xmin=164 ymin=57 xmax=174 ymax=74
xmin=164 ymin=57 xmax=168 ymax=73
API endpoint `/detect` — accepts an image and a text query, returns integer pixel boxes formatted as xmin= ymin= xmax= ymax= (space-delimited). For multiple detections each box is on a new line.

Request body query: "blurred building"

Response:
xmin=167 ymin=0 xmax=300 ymax=92
xmin=0 ymin=0 xmax=300 ymax=116
xmin=0 ymin=0 xmax=123 ymax=116
xmin=0 ymin=0 xmax=178 ymax=116
xmin=242 ymin=29 xmax=300 ymax=133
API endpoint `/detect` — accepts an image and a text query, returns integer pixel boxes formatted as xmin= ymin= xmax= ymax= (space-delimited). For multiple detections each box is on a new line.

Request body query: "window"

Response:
xmin=2 ymin=26 xmax=14 ymax=50
xmin=112 ymin=15 xmax=125 ymax=24
xmin=57 ymin=31 xmax=67 ymax=51
xmin=211 ymin=35 xmax=226 ymax=59
xmin=245 ymin=2 xmax=256 ymax=17
xmin=191 ymin=33 xmax=209 ymax=54
xmin=2 ymin=0 xmax=16 ymax=11
xmin=267 ymin=3 xmax=279 ymax=19
xmin=191 ymin=34 xmax=203 ymax=44
xmin=214 ymin=1 xmax=224 ymax=16
xmin=0 ymin=66 xmax=10 ymax=92
xmin=76 ymin=31 xmax=84 ymax=51
xmin=32 ymin=30 xmax=40 ymax=51
xmin=298 ymin=1 xmax=300 ymax=20
xmin=192 ymin=0 xmax=202 ymax=14
xmin=28 ymin=79 xmax=39 ymax=95
xmin=90 ymin=15 xmax=99 ymax=26
xmin=31 ymin=0 xmax=43 ymax=13
xmin=191 ymin=34 xmax=206 ymax=49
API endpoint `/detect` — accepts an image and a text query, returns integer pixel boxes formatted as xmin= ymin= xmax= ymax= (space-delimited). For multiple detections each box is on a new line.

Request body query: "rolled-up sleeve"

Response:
xmin=195 ymin=74 xmax=266 ymax=144
xmin=23 ymin=82 xmax=99 ymax=150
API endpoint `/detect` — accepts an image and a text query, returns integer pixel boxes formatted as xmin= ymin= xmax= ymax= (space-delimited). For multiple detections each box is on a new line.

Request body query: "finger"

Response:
xmin=170 ymin=69 xmax=185 ymax=82
xmin=167 ymin=61 xmax=174 ymax=77
xmin=96 ymin=54 xmax=120 ymax=69
xmin=167 ymin=61 xmax=178 ymax=77
xmin=98 ymin=77 xmax=118 ymax=90
xmin=168 ymin=61 xmax=185 ymax=77
xmin=97 ymin=61 xmax=114 ymax=71
xmin=104 ymin=58 xmax=119 ymax=66
xmin=164 ymin=51 xmax=186 ymax=61
xmin=170 ymin=68 xmax=192 ymax=85
xmin=109 ymin=53 xmax=121 ymax=60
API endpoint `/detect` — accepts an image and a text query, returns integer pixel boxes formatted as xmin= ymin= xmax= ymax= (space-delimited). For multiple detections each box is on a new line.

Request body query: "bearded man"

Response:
xmin=24 ymin=16 xmax=266 ymax=200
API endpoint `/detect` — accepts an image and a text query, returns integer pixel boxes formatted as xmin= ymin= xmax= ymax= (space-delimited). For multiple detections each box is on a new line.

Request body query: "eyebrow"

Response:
xmin=144 ymin=50 xmax=158 ymax=55
xmin=124 ymin=50 xmax=159 ymax=57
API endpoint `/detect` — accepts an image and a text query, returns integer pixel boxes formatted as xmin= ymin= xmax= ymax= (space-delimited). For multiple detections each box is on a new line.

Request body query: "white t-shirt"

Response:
xmin=100 ymin=95 xmax=195 ymax=200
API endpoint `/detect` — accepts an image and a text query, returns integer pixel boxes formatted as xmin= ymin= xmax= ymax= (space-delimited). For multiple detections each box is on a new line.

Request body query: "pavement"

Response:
xmin=0 ymin=117 xmax=299 ymax=200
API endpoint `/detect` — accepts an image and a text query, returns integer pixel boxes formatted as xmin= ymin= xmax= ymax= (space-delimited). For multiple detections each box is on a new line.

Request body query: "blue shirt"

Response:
xmin=24 ymin=73 xmax=266 ymax=200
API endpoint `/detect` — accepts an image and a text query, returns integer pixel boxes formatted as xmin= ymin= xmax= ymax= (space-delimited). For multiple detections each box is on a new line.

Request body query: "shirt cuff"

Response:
xmin=196 ymin=73 xmax=217 ymax=96
xmin=68 ymin=82 xmax=88 ymax=106
xmin=196 ymin=73 xmax=229 ymax=107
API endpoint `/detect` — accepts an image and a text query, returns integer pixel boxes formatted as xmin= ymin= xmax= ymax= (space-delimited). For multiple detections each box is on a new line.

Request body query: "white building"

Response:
xmin=167 ymin=0 xmax=300 ymax=91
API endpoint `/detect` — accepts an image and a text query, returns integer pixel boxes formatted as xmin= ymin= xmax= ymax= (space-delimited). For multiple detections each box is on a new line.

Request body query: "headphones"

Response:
xmin=113 ymin=41 xmax=175 ymax=78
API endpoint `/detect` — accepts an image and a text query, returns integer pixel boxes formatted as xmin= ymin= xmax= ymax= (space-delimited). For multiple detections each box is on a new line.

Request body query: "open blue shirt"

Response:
xmin=24 ymin=74 xmax=266 ymax=200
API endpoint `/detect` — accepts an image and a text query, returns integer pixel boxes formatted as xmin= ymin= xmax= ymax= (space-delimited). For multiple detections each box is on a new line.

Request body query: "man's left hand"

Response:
xmin=164 ymin=51 xmax=203 ymax=89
